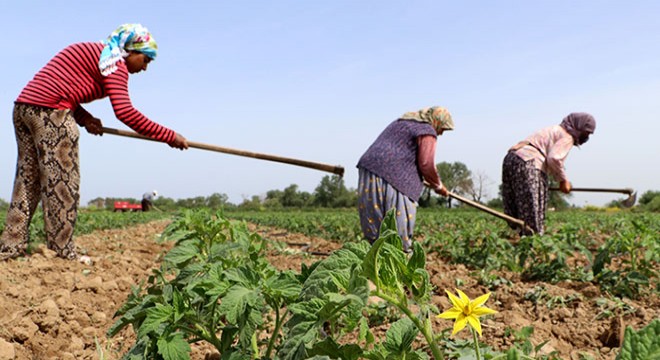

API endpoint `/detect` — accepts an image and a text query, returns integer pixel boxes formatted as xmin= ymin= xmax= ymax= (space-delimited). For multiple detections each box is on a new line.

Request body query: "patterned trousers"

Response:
xmin=501 ymin=151 xmax=548 ymax=235
xmin=1 ymin=103 xmax=80 ymax=259
xmin=357 ymin=168 xmax=417 ymax=251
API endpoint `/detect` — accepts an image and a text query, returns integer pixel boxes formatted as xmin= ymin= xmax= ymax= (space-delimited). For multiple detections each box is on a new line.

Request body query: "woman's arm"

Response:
xmin=546 ymin=134 xmax=574 ymax=184
xmin=102 ymin=65 xmax=177 ymax=144
xmin=73 ymin=106 xmax=104 ymax=135
xmin=417 ymin=135 xmax=447 ymax=195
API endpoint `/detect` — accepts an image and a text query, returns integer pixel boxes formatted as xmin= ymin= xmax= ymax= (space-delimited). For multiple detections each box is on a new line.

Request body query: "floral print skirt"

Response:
xmin=501 ymin=151 xmax=548 ymax=235
xmin=357 ymin=168 xmax=417 ymax=251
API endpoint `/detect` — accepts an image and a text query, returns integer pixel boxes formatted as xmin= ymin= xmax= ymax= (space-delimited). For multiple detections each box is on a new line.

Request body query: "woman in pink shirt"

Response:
xmin=501 ymin=113 xmax=596 ymax=235
xmin=1 ymin=24 xmax=188 ymax=261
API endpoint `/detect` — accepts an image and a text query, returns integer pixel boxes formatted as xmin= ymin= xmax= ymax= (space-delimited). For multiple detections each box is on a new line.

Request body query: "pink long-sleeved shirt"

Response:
xmin=513 ymin=125 xmax=574 ymax=182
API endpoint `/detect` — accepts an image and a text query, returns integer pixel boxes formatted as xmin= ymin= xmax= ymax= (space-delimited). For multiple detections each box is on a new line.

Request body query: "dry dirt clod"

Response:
xmin=599 ymin=315 xmax=624 ymax=348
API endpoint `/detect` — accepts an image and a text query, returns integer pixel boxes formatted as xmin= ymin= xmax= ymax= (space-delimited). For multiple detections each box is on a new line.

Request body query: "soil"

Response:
xmin=0 ymin=220 xmax=657 ymax=360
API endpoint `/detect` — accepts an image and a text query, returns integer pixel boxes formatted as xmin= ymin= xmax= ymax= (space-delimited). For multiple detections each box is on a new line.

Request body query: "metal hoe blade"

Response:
xmin=621 ymin=191 xmax=637 ymax=208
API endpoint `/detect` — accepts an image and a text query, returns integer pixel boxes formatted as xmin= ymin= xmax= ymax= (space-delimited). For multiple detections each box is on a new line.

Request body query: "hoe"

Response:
xmin=423 ymin=181 xmax=533 ymax=234
xmin=446 ymin=191 xmax=534 ymax=234
xmin=549 ymin=187 xmax=637 ymax=208
xmin=102 ymin=127 xmax=345 ymax=176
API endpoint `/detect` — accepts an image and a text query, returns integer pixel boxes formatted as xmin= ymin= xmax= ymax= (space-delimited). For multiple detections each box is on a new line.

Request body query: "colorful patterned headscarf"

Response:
xmin=99 ymin=24 xmax=158 ymax=76
xmin=400 ymin=106 xmax=454 ymax=134
xmin=560 ymin=112 xmax=596 ymax=145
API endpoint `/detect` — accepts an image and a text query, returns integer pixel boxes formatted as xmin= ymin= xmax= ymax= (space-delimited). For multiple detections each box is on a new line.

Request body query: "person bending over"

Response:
xmin=1 ymin=24 xmax=188 ymax=260
xmin=356 ymin=106 xmax=453 ymax=251
xmin=501 ymin=112 xmax=596 ymax=235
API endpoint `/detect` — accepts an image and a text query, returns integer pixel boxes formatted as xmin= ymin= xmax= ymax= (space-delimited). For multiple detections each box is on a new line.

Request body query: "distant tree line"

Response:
xmin=82 ymin=162 xmax=566 ymax=211
xmin=3 ymin=162 xmax=658 ymax=212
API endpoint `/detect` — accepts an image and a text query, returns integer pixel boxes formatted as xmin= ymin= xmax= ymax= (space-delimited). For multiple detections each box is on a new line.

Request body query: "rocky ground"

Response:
xmin=0 ymin=220 xmax=657 ymax=359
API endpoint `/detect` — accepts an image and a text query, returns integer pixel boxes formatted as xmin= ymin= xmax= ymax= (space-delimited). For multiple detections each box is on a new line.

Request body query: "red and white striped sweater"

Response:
xmin=16 ymin=42 xmax=175 ymax=143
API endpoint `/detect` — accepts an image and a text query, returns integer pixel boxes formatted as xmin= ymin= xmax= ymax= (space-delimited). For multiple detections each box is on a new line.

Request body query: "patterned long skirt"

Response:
xmin=357 ymin=168 xmax=417 ymax=251
xmin=501 ymin=151 xmax=548 ymax=235
xmin=0 ymin=103 xmax=80 ymax=260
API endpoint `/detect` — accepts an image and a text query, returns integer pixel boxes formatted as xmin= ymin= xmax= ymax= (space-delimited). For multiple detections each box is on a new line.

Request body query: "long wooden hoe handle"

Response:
xmin=548 ymin=187 xmax=634 ymax=195
xmin=102 ymin=127 xmax=345 ymax=176
xmin=447 ymin=191 xmax=530 ymax=229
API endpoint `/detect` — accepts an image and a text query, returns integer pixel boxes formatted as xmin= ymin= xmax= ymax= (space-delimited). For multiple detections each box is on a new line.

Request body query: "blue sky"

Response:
xmin=1 ymin=1 xmax=659 ymax=207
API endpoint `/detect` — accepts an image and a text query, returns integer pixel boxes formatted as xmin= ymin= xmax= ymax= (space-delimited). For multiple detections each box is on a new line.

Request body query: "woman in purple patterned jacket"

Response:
xmin=356 ymin=106 xmax=454 ymax=251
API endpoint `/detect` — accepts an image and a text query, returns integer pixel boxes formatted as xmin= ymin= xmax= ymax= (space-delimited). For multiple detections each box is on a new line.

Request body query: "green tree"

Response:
xmin=639 ymin=190 xmax=660 ymax=212
xmin=154 ymin=196 xmax=176 ymax=210
xmin=436 ymin=161 xmax=473 ymax=208
xmin=418 ymin=188 xmax=441 ymax=208
xmin=313 ymin=175 xmax=356 ymax=208
xmin=486 ymin=197 xmax=503 ymax=209
xmin=281 ymin=184 xmax=312 ymax=207
xmin=238 ymin=195 xmax=264 ymax=210
xmin=263 ymin=189 xmax=284 ymax=208
xmin=86 ymin=197 xmax=106 ymax=209
xmin=205 ymin=192 xmax=229 ymax=209
xmin=176 ymin=196 xmax=207 ymax=208
xmin=639 ymin=190 xmax=660 ymax=206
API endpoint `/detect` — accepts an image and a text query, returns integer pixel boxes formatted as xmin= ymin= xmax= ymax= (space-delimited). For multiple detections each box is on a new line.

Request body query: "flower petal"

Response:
xmin=467 ymin=315 xmax=483 ymax=336
xmin=456 ymin=289 xmax=471 ymax=304
xmin=446 ymin=289 xmax=466 ymax=309
xmin=437 ymin=308 xmax=461 ymax=320
xmin=472 ymin=306 xmax=498 ymax=317
xmin=472 ymin=292 xmax=492 ymax=308
xmin=452 ymin=314 xmax=468 ymax=335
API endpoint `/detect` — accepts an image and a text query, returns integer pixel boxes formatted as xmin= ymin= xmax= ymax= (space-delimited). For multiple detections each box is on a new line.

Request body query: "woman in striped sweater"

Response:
xmin=1 ymin=24 xmax=188 ymax=260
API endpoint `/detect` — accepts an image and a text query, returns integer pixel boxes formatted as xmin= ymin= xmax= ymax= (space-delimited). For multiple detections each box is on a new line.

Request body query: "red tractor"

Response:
xmin=113 ymin=201 xmax=142 ymax=212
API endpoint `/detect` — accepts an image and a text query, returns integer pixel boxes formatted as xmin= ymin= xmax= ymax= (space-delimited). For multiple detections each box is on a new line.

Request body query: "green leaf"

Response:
xmin=157 ymin=332 xmax=191 ymax=360
xmin=107 ymin=301 xmax=150 ymax=337
xmin=175 ymin=263 xmax=206 ymax=284
xmin=362 ymin=210 xmax=412 ymax=297
xmin=307 ymin=337 xmax=363 ymax=360
xmin=505 ymin=348 xmax=521 ymax=360
xmin=408 ymin=241 xmax=426 ymax=271
xmin=300 ymin=241 xmax=369 ymax=300
xmin=409 ymin=268 xmax=430 ymax=302
xmin=362 ymin=211 xmax=398 ymax=286
xmin=264 ymin=271 xmax=303 ymax=302
xmin=593 ymin=246 xmax=611 ymax=276
xmin=318 ymin=293 xmax=363 ymax=322
xmin=218 ymin=285 xmax=259 ymax=324
xmin=121 ymin=337 xmax=149 ymax=360
xmin=278 ymin=320 xmax=318 ymax=360
xmin=138 ymin=304 xmax=173 ymax=338
xmin=159 ymin=229 xmax=192 ymax=244
xmin=164 ymin=240 xmax=200 ymax=266
xmin=359 ymin=316 xmax=374 ymax=345
xmin=616 ymin=319 xmax=660 ymax=360
xmin=224 ymin=266 xmax=263 ymax=288
xmin=220 ymin=352 xmax=251 ymax=360
xmin=382 ymin=317 xmax=418 ymax=354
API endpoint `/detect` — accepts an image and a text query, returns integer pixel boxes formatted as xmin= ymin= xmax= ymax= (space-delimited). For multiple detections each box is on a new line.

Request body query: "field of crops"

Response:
xmin=112 ymin=208 xmax=659 ymax=360
xmin=228 ymin=208 xmax=660 ymax=300
xmin=0 ymin=208 xmax=658 ymax=360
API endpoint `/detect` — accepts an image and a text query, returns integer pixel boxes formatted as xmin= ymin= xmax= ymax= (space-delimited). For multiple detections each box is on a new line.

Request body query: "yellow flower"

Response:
xmin=437 ymin=289 xmax=497 ymax=336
